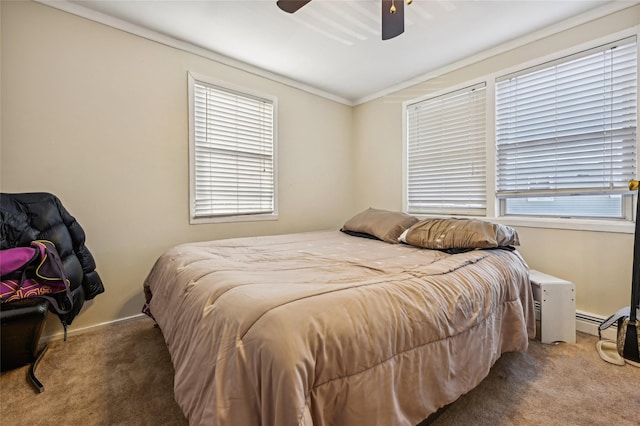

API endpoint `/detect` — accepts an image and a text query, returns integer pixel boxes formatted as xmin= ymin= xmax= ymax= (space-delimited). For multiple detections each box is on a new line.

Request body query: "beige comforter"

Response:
xmin=144 ymin=231 xmax=535 ymax=426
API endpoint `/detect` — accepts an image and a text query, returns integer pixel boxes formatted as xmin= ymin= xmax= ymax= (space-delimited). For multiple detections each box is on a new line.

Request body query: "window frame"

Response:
xmin=403 ymin=28 xmax=638 ymax=234
xmin=188 ymin=72 xmax=279 ymax=224
xmin=403 ymin=82 xmax=488 ymax=216
xmin=494 ymin=37 xmax=637 ymax=221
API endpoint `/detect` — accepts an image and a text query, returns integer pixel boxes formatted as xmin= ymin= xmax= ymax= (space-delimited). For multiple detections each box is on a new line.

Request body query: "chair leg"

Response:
xmin=28 ymin=344 xmax=49 ymax=393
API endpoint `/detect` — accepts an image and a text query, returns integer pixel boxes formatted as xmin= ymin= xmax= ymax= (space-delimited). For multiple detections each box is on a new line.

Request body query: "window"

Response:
xmin=188 ymin=73 xmax=277 ymax=223
xmin=495 ymin=37 xmax=637 ymax=219
xmin=405 ymin=83 xmax=487 ymax=216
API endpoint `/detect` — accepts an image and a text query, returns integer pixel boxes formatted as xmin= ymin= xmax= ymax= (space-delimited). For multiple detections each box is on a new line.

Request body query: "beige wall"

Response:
xmin=1 ymin=1 xmax=639 ymax=335
xmin=0 ymin=1 xmax=355 ymax=335
xmin=353 ymin=5 xmax=640 ymax=319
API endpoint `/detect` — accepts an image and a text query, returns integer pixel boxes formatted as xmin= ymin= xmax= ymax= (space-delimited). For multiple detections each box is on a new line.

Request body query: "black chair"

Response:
xmin=1 ymin=299 xmax=50 ymax=392
xmin=0 ymin=192 xmax=104 ymax=391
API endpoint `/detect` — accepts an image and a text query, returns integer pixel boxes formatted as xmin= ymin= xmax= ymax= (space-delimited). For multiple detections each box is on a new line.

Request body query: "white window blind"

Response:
xmin=406 ymin=83 xmax=487 ymax=215
xmin=496 ymin=37 xmax=637 ymax=219
xmin=190 ymin=76 xmax=276 ymax=220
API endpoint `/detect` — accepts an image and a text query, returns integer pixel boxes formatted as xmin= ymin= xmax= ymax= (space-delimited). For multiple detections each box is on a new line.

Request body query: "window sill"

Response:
xmin=492 ymin=216 xmax=634 ymax=234
xmin=190 ymin=213 xmax=278 ymax=225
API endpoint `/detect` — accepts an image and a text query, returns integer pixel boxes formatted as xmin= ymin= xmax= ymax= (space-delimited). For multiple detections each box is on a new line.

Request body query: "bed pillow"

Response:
xmin=341 ymin=208 xmax=419 ymax=244
xmin=401 ymin=218 xmax=519 ymax=250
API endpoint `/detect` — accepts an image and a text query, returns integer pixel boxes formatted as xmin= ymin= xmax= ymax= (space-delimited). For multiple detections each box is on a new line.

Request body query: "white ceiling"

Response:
xmin=47 ymin=0 xmax=633 ymax=105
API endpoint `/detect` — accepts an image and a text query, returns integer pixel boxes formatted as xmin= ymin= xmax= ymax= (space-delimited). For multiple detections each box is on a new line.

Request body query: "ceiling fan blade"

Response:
xmin=277 ymin=0 xmax=312 ymax=14
xmin=381 ymin=0 xmax=404 ymax=40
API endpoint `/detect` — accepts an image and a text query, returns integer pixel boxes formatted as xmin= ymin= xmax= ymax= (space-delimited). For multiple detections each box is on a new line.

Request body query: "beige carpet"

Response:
xmin=1 ymin=317 xmax=639 ymax=425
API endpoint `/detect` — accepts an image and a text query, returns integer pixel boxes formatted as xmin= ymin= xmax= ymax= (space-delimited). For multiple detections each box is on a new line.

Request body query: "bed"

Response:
xmin=143 ymin=210 xmax=535 ymax=426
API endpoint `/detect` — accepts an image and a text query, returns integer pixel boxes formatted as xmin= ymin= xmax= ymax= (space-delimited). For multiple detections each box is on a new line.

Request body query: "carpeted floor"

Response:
xmin=1 ymin=317 xmax=639 ymax=425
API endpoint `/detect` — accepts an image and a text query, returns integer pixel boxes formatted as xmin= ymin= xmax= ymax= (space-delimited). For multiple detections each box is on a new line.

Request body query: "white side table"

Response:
xmin=529 ymin=270 xmax=576 ymax=344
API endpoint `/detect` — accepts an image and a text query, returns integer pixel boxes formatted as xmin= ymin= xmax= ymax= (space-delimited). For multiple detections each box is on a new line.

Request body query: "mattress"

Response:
xmin=143 ymin=230 xmax=535 ymax=425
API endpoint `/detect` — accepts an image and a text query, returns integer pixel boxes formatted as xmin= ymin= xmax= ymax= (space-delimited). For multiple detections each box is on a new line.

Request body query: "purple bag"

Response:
xmin=0 ymin=240 xmax=73 ymax=315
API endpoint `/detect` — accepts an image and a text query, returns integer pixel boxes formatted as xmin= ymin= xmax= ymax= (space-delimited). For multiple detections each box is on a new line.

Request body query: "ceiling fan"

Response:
xmin=276 ymin=0 xmax=412 ymax=41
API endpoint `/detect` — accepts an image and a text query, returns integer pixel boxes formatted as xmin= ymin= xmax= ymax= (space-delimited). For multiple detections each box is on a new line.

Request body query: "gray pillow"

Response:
xmin=341 ymin=208 xmax=419 ymax=244
xmin=401 ymin=218 xmax=519 ymax=249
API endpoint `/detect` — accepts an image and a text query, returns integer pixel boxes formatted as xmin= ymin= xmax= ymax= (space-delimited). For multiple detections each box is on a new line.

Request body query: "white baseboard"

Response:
xmin=42 ymin=313 xmax=149 ymax=343
xmin=42 ymin=308 xmax=620 ymax=343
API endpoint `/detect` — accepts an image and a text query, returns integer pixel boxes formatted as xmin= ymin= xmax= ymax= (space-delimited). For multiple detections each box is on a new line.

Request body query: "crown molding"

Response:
xmin=35 ymin=0 xmax=639 ymax=107
xmin=35 ymin=0 xmax=354 ymax=106
xmin=354 ymin=0 xmax=640 ymax=105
